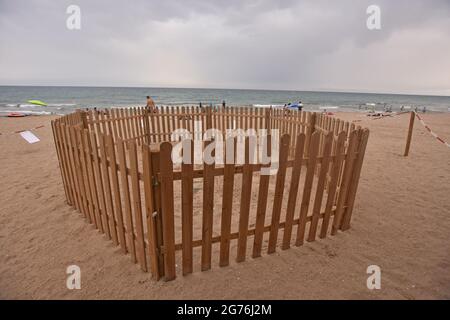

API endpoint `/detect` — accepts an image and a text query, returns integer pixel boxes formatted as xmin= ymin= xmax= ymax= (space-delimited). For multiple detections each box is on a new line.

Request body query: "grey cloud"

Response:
xmin=0 ymin=0 xmax=449 ymax=95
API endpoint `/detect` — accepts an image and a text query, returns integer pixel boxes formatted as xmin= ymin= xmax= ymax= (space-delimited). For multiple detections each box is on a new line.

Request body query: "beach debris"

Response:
xmin=415 ymin=112 xmax=450 ymax=149
xmin=20 ymin=130 xmax=40 ymax=144
xmin=7 ymin=112 xmax=27 ymax=117
xmin=0 ymin=125 xmax=45 ymax=136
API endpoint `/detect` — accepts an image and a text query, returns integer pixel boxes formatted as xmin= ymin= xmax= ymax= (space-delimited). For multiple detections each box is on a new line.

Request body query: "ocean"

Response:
xmin=1 ymin=85 xmax=449 ymax=116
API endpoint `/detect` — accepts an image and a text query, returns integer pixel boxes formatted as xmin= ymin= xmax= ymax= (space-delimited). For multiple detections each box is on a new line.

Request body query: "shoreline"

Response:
xmin=1 ymin=105 xmax=449 ymax=118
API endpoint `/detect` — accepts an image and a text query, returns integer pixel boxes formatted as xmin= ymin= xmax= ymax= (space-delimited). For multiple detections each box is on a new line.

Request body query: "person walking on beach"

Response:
xmin=146 ymin=96 xmax=157 ymax=113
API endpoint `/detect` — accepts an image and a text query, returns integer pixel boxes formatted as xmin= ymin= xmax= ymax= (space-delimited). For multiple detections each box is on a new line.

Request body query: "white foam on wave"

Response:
xmin=0 ymin=110 xmax=52 ymax=115
xmin=253 ymin=104 xmax=284 ymax=108
xmin=47 ymin=103 xmax=76 ymax=107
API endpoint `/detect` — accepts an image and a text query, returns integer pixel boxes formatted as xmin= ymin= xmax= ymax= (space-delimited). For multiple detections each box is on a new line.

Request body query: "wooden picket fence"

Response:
xmin=51 ymin=106 xmax=369 ymax=281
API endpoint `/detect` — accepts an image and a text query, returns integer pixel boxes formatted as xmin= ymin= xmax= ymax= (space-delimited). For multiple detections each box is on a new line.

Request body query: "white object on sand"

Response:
xmin=319 ymin=106 xmax=339 ymax=110
xmin=20 ymin=131 xmax=40 ymax=144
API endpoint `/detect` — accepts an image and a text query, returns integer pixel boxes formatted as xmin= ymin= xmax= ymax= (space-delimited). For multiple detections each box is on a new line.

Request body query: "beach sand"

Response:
xmin=0 ymin=111 xmax=449 ymax=299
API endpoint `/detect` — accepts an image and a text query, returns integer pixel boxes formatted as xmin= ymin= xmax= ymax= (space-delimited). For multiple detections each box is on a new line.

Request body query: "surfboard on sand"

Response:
xmin=27 ymin=100 xmax=47 ymax=106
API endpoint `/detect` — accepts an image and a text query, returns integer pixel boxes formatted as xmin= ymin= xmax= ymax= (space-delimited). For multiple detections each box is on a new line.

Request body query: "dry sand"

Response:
xmin=0 ymin=111 xmax=449 ymax=299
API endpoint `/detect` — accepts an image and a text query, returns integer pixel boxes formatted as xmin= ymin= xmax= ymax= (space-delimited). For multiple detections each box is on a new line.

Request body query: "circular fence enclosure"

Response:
xmin=51 ymin=106 xmax=369 ymax=281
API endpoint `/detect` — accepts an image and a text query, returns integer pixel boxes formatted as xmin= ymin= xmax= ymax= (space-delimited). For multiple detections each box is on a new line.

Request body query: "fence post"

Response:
xmin=159 ymin=142 xmax=176 ymax=281
xmin=404 ymin=111 xmax=415 ymax=157
xmin=206 ymin=106 xmax=213 ymax=130
xmin=150 ymin=150 xmax=165 ymax=277
xmin=310 ymin=112 xmax=317 ymax=135
xmin=305 ymin=112 xmax=317 ymax=156
xmin=265 ymin=107 xmax=271 ymax=131
xmin=142 ymin=144 xmax=163 ymax=279
xmin=77 ymin=110 xmax=88 ymax=129
xmin=143 ymin=108 xmax=151 ymax=144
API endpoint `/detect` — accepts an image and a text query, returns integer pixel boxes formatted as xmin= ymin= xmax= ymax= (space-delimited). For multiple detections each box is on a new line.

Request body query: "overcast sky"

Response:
xmin=0 ymin=0 xmax=449 ymax=95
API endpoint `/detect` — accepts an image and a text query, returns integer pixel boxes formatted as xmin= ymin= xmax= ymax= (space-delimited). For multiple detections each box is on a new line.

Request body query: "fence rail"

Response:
xmin=52 ymin=106 xmax=369 ymax=281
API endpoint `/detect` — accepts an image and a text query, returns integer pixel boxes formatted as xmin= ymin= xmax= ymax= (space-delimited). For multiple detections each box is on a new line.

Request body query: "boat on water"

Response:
xmin=286 ymin=101 xmax=304 ymax=110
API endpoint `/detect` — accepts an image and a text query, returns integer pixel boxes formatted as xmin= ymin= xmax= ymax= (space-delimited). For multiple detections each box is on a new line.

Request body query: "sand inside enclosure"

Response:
xmin=0 ymin=112 xmax=449 ymax=299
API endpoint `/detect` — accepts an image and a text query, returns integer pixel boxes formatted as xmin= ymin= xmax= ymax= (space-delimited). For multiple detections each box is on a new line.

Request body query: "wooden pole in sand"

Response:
xmin=404 ymin=111 xmax=415 ymax=157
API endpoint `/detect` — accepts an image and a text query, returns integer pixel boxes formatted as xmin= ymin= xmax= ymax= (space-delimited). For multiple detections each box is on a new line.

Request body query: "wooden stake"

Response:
xmin=159 ymin=142 xmax=176 ymax=280
xmin=404 ymin=111 xmax=415 ymax=157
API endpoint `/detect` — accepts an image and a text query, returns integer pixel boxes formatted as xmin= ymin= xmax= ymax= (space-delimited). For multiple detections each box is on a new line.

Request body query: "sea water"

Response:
xmin=1 ymin=85 xmax=449 ymax=115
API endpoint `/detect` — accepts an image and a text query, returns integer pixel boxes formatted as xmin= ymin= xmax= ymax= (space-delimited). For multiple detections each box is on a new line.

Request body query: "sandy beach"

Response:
xmin=0 ymin=111 xmax=449 ymax=299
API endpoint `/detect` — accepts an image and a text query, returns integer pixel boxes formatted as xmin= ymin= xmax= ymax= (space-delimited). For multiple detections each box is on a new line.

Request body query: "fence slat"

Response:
xmin=252 ymin=134 xmax=271 ymax=258
xmin=106 ymin=134 xmax=127 ymax=253
xmin=83 ymin=129 xmax=101 ymax=229
xmin=219 ymin=137 xmax=235 ymax=266
xmin=332 ymin=130 xmax=359 ymax=235
xmin=67 ymin=125 xmax=84 ymax=215
xmin=77 ymin=128 xmax=95 ymax=225
xmin=150 ymin=110 xmax=156 ymax=143
xmin=51 ymin=121 xmax=71 ymax=204
xmin=117 ymin=138 xmax=136 ymax=262
xmin=60 ymin=123 xmax=77 ymax=207
xmin=236 ymin=137 xmax=254 ymax=262
xmin=295 ymin=131 xmax=320 ymax=246
xmin=267 ymin=134 xmax=290 ymax=254
xmin=59 ymin=122 xmax=77 ymax=205
xmin=159 ymin=142 xmax=176 ymax=280
xmin=128 ymin=141 xmax=148 ymax=271
xmin=307 ymin=132 xmax=333 ymax=241
xmin=320 ymin=131 xmax=346 ymax=238
xmin=201 ymin=140 xmax=215 ymax=271
xmin=341 ymin=129 xmax=370 ymax=230
xmin=282 ymin=133 xmax=305 ymax=250
xmin=79 ymin=127 xmax=97 ymax=223
xmin=99 ymin=134 xmax=119 ymax=244
xmin=89 ymin=131 xmax=107 ymax=235
xmin=70 ymin=126 xmax=89 ymax=219
xmin=181 ymin=139 xmax=194 ymax=275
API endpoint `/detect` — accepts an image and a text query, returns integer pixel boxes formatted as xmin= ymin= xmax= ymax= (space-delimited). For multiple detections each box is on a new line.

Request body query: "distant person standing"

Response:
xmin=146 ymin=96 xmax=156 ymax=112
xmin=222 ymin=100 xmax=226 ymax=108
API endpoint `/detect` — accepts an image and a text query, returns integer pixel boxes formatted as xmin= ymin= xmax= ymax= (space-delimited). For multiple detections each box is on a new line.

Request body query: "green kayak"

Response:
xmin=27 ymin=100 xmax=47 ymax=106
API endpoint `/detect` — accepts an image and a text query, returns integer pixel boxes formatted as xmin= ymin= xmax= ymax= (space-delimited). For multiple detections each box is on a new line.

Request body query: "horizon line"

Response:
xmin=0 ymin=84 xmax=449 ymax=98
